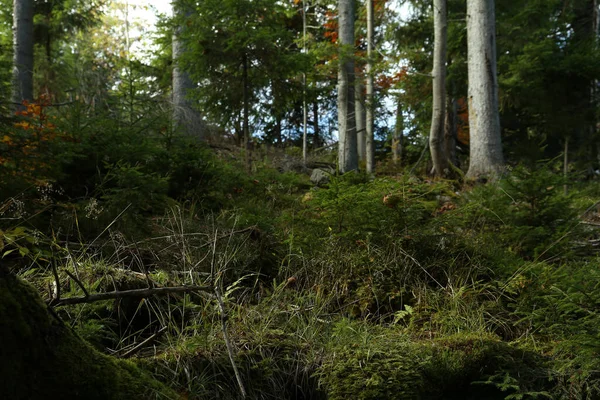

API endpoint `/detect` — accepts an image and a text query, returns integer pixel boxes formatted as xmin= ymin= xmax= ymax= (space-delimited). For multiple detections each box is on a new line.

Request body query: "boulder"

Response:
xmin=310 ymin=168 xmax=333 ymax=186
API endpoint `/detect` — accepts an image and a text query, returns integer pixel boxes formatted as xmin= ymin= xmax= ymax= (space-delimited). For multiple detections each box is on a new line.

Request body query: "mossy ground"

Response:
xmin=0 ymin=270 xmax=180 ymax=400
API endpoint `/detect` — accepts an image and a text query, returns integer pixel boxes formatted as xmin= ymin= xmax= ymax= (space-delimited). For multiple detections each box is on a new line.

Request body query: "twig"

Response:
xmin=581 ymin=201 xmax=600 ymax=218
xmin=215 ymin=286 xmax=246 ymax=398
xmin=83 ymin=203 xmax=132 ymax=254
xmin=210 ymin=229 xmax=218 ymax=285
xmin=64 ymin=270 xmax=89 ymax=297
xmin=581 ymin=221 xmax=600 ymax=227
xmin=410 ymin=140 xmax=430 ymax=175
xmin=49 ymin=285 xmax=212 ymax=307
xmin=120 ymin=326 xmax=168 ymax=358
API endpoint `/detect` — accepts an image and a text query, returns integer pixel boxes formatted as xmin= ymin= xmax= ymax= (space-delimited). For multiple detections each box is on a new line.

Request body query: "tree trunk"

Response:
xmin=302 ymin=1 xmax=308 ymax=166
xmin=393 ymin=96 xmax=403 ymax=165
xmin=276 ymin=117 xmax=282 ymax=147
xmin=242 ymin=53 xmax=250 ymax=170
xmin=365 ymin=0 xmax=375 ymax=174
xmin=356 ymin=77 xmax=366 ymax=161
xmin=572 ymin=0 xmax=597 ymax=167
xmin=429 ymin=0 xmax=448 ymax=177
xmin=444 ymin=95 xmax=458 ymax=167
xmin=172 ymin=1 xmax=205 ymax=139
xmin=303 ymin=72 xmax=308 ymax=165
xmin=12 ymin=0 xmax=34 ymax=109
xmin=313 ymin=100 xmax=320 ymax=148
xmin=337 ymin=0 xmax=358 ymax=173
xmin=465 ymin=0 xmax=504 ymax=179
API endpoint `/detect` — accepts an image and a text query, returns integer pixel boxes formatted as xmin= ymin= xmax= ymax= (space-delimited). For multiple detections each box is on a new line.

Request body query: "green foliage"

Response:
xmin=177 ymin=0 xmax=308 ymax=138
xmin=511 ymin=261 xmax=600 ymax=398
xmin=317 ymin=320 xmax=426 ymax=399
xmin=318 ymin=320 xmax=549 ymax=400
xmin=100 ymin=161 xmax=172 ymax=223
xmin=292 ymin=174 xmax=448 ymax=244
xmin=462 ymin=165 xmax=580 ymax=260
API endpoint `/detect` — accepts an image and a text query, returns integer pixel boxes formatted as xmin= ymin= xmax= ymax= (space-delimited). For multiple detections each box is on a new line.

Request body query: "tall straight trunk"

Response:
xmin=313 ymin=101 xmax=320 ymax=148
xmin=303 ymin=72 xmax=308 ymax=165
xmin=12 ymin=0 xmax=34 ymax=108
xmin=572 ymin=0 xmax=597 ymax=166
xmin=393 ymin=97 xmax=403 ymax=165
xmin=272 ymin=87 xmax=283 ymax=146
xmin=172 ymin=1 xmax=204 ymax=139
xmin=429 ymin=0 xmax=448 ymax=176
xmin=594 ymin=0 xmax=599 ymax=164
xmin=276 ymin=118 xmax=282 ymax=147
xmin=365 ymin=0 xmax=375 ymax=174
xmin=444 ymin=95 xmax=458 ymax=167
xmin=302 ymin=0 xmax=308 ymax=165
xmin=337 ymin=0 xmax=358 ymax=173
xmin=465 ymin=0 xmax=503 ymax=179
xmin=242 ymin=53 xmax=250 ymax=170
xmin=355 ymin=77 xmax=366 ymax=161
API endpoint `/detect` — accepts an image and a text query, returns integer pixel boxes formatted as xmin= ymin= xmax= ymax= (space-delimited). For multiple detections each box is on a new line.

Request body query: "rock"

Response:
xmin=310 ymin=168 xmax=333 ymax=186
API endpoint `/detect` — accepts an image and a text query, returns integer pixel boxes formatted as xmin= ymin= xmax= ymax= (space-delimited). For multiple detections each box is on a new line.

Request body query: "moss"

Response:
xmin=317 ymin=326 xmax=548 ymax=400
xmin=0 ymin=271 xmax=180 ymax=400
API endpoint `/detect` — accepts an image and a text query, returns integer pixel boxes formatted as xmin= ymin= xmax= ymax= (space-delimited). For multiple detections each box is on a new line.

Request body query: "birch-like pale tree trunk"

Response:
xmin=465 ymin=0 xmax=503 ymax=179
xmin=172 ymin=1 xmax=205 ymax=139
xmin=12 ymin=0 xmax=34 ymax=108
xmin=356 ymin=77 xmax=366 ymax=161
xmin=338 ymin=0 xmax=358 ymax=173
xmin=365 ymin=0 xmax=375 ymax=174
xmin=444 ymin=95 xmax=458 ymax=167
xmin=429 ymin=0 xmax=448 ymax=176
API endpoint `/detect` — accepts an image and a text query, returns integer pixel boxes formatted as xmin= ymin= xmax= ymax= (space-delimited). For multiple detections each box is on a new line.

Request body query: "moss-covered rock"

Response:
xmin=0 ymin=270 xmax=180 ymax=400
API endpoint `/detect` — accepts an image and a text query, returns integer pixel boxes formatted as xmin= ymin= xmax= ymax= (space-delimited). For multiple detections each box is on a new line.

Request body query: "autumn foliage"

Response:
xmin=1 ymin=94 xmax=69 ymax=185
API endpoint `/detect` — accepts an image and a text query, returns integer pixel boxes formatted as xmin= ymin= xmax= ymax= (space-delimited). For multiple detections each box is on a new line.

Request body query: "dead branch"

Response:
xmin=64 ymin=270 xmax=89 ymax=297
xmin=49 ymin=285 xmax=212 ymax=307
xmin=120 ymin=326 xmax=168 ymax=358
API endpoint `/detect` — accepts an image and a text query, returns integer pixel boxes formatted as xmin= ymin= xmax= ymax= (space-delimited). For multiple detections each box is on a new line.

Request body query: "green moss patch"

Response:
xmin=0 ymin=271 xmax=179 ymax=400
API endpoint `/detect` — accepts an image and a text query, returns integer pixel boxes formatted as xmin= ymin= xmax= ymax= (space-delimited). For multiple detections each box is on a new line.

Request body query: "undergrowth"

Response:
xmin=2 ymin=158 xmax=600 ymax=399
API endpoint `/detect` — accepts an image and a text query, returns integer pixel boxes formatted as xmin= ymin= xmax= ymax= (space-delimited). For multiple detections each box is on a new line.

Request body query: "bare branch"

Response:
xmin=64 ymin=270 xmax=89 ymax=298
xmin=120 ymin=326 xmax=168 ymax=358
xmin=49 ymin=285 xmax=212 ymax=307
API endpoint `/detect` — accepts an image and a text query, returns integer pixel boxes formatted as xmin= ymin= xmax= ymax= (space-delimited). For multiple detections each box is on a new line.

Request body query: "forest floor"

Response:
xmin=2 ymin=146 xmax=600 ymax=399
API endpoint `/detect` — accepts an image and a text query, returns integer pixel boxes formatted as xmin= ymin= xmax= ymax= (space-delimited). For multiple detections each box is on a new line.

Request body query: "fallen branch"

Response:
xmin=49 ymin=285 xmax=212 ymax=307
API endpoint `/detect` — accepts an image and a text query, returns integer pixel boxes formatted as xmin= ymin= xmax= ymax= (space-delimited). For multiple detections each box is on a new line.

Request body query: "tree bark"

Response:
xmin=444 ymin=95 xmax=458 ymax=167
xmin=393 ymin=96 xmax=403 ymax=165
xmin=337 ymin=0 xmax=358 ymax=173
xmin=12 ymin=0 xmax=34 ymax=109
xmin=302 ymin=1 xmax=308 ymax=166
xmin=242 ymin=53 xmax=251 ymax=170
xmin=172 ymin=1 xmax=205 ymax=139
xmin=465 ymin=0 xmax=504 ymax=179
xmin=572 ymin=0 xmax=597 ymax=167
xmin=429 ymin=0 xmax=448 ymax=177
xmin=313 ymin=100 xmax=320 ymax=148
xmin=365 ymin=0 xmax=375 ymax=174
xmin=356 ymin=77 xmax=366 ymax=161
